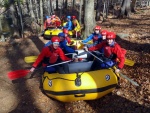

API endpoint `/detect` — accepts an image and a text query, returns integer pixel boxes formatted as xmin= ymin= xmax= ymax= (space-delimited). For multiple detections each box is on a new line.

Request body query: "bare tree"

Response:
xmin=40 ymin=0 xmax=43 ymax=30
xmin=56 ymin=0 xmax=58 ymax=11
xmin=72 ymin=0 xmax=75 ymax=10
xmin=47 ymin=0 xmax=51 ymax=15
xmin=131 ymin=0 xmax=136 ymax=12
xmin=84 ymin=0 xmax=96 ymax=38
xmin=28 ymin=0 xmax=35 ymax=19
xmin=9 ymin=2 xmax=20 ymax=38
xmin=35 ymin=0 xmax=39 ymax=23
xmin=119 ymin=0 xmax=131 ymax=18
xmin=96 ymin=0 xmax=103 ymax=21
xmin=17 ymin=0 xmax=24 ymax=38
xmin=65 ymin=0 xmax=68 ymax=9
xmin=79 ymin=0 xmax=83 ymax=24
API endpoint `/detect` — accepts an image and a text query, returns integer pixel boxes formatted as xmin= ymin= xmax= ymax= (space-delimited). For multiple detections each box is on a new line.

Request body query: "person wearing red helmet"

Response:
xmin=71 ymin=16 xmax=81 ymax=38
xmin=63 ymin=28 xmax=72 ymax=44
xmin=101 ymin=30 xmax=108 ymax=40
xmin=84 ymin=32 xmax=126 ymax=73
xmin=30 ymin=36 xmax=76 ymax=73
xmin=82 ymin=26 xmax=102 ymax=47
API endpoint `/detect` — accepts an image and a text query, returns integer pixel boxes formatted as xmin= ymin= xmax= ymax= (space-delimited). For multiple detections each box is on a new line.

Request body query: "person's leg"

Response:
xmin=62 ymin=63 xmax=69 ymax=73
xmin=55 ymin=65 xmax=65 ymax=74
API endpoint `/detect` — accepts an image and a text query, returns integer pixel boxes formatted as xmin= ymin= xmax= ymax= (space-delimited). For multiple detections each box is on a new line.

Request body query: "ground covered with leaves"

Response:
xmin=0 ymin=8 xmax=149 ymax=113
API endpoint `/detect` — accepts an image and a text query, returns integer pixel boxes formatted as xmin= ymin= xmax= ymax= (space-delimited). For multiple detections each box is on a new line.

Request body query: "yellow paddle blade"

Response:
xmin=124 ymin=59 xmax=135 ymax=66
xmin=24 ymin=56 xmax=38 ymax=63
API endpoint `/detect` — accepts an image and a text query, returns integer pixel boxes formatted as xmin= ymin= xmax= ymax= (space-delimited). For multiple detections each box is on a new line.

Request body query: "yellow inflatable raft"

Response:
xmin=44 ymin=28 xmax=73 ymax=38
xmin=42 ymin=61 xmax=118 ymax=102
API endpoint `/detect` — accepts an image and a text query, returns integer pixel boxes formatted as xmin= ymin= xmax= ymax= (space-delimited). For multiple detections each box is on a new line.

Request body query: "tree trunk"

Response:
xmin=72 ymin=0 xmax=75 ymax=10
xmin=40 ymin=0 xmax=43 ymax=30
xmin=84 ymin=0 xmax=95 ymax=38
xmin=35 ymin=0 xmax=39 ymax=23
xmin=0 ymin=16 xmax=5 ymax=42
xmin=9 ymin=4 xmax=20 ymax=38
xmin=56 ymin=0 xmax=58 ymax=11
xmin=29 ymin=0 xmax=35 ymax=19
xmin=119 ymin=0 xmax=131 ymax=18
xmin=131 ymin=0 xmax=136 ymax=12
xmin=79 ymin=0 xmax=83 ymax=24
xmin=17 ymin=0 xmax=24 ymax=38
xmin=96 ymin=0 xmax=103 ymax=21
xmin=47 ymin=0 xmax=51 ymax=15
xmin=50 ymin=0 xmax=54 ymax=14
xmin=65 ymin=0 xmax=68 ymax=9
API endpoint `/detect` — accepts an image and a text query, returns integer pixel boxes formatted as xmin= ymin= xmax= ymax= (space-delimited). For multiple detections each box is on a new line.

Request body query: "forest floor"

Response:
xmin=0 ymin=8 xmax=150 ymax=113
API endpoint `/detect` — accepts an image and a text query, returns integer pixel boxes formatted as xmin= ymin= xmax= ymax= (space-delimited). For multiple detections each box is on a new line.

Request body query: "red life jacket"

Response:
xmin=104 ymin=43 xmax=126 ymax=59
xmin=104 ymin=46 xmax=112 ymax=58
xmin=93 ymin=36 xmax=98 ymax=42
xmin=49 ymin=46 xmax=59 ymax=64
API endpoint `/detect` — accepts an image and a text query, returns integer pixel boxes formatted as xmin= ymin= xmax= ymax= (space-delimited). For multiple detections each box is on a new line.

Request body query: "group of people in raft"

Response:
xmin=30 ymin=15 xmax=126 ymax=74
xmin=43 ymin=15 xmax=81 ymax=38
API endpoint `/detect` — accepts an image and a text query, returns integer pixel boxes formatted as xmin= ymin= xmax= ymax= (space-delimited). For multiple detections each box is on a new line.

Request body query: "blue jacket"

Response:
xmin=82 ymin=33 xmax=102 ymax=45
xmin=44 ymin=41 xmax=52 ymax=47
xmin=59 ymin=40 xmax=75 ymax=53
xmin=64 ymin=20 xmax=73 ymax=30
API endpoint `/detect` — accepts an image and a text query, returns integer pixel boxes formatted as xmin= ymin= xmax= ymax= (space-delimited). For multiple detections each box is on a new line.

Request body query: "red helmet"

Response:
xmin=72 ymin=16 xmax=76 ymax=19
xmin=51 ymin=15 xmax=56 ymax=18
xmin=94 ymin=26 xmax=101 ymax=30
xmin=106 ymin=32 xmax=116 ymax=39
xmin=101 ymin=30 xmax=108 ymax=36
xmin=51 ymin=36 xmax=60 ymax=43
xmin=63 ymin=28 xmax=69 ymax=34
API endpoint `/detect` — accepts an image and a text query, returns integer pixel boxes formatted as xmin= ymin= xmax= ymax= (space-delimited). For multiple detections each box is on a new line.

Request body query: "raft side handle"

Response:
xmin=74 ymin=94 xmax=85 ymax=97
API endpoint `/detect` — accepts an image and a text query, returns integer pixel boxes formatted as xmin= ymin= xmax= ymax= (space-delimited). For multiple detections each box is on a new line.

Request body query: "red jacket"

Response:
xmin=32 ymin=45 xmax=71 ymax=68
xmin=88 ymin=41 xmax=126 ymax=69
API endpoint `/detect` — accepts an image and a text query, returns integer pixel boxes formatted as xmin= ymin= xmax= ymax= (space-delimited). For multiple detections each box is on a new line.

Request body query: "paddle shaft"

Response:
xmin=87 ymin=51 xmax=139 ymax=86
xmin=47 ymin=60 xmax=72 ymax=67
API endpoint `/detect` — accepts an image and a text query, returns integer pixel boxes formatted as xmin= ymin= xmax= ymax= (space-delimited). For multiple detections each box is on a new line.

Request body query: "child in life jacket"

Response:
xmin=58 ymin=32 xmax=76 ymax=53
xmin=82 ymin=26 xmax=102 ymax=47
xmin=84 ymin=32 xmax=126 ymax=73
xmin=30 ymin=36 xmax=78 ymax=73
xmin=63 ymin=16 xmax=73 ymax=31
xmin=71 ymin=16 xmax=81 ymax=38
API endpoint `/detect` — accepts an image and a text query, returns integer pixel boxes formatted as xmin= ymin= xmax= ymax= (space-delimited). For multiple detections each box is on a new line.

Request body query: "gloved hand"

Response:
xmin=73 ymin=57 xmax=79 ymax=62
xmin=30 ymin=67 xmax=35 ymax=72
xmin=70 ymin=41 xmax=74 ymax=45
xmin=83 ymin=46 xmax=88 ymax=51
xmin=115 ymin=68 xmax=120 ymax=73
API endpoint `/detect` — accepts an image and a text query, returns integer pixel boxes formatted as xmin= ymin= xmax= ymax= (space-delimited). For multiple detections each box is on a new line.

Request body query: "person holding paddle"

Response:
xmin=58 ymin=32 xmax=76 ymax=54
xmin=84 ymin=32 xmax=126 ymax=73
xmin=82 ymin=26 xmax=102 ymax=47
xmin=30 ymin=36 xmax=78 ymax=73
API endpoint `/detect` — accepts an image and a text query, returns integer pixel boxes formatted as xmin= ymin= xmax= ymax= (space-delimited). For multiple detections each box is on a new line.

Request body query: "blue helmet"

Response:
xmin=46 ymin=16 xmax=50 ymax=19
xmin=67 ymin=16 xmax=71 ymax=19
xmin=58 ymin=32 xmax=65 ymax=37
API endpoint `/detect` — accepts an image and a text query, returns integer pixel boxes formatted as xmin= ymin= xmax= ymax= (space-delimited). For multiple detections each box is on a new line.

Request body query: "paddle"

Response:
xmin=24 ymin=52 xmax=135 ymax=66
xmin=7 ymin=70 xmax=30 ymax=80
xmin=80 ymin=42 xmax=135 ymax=66
xmin=87 ymin=51 xmax=139 ymax=86
xmin=7 ymin=60 xmax=72 ymax=80
xmin=24 ymin=53 xmax=75 ymax=63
